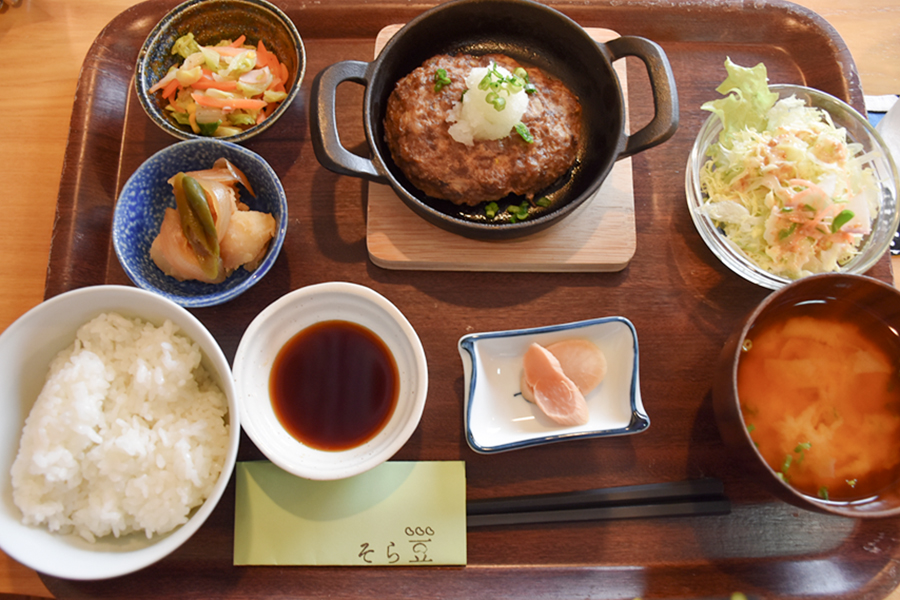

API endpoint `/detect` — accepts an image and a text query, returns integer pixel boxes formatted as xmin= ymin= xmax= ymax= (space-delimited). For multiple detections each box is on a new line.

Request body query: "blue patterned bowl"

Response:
xmin=113 ymin=138 xmax=287 ymax=307
xmin=136 ymin=0 xmax=305 ymax=143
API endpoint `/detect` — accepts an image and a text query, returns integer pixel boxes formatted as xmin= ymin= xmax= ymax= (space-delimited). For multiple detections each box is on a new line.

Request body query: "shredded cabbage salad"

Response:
xmin=699 ymin=58 xmax=880 ymax=279
xmin=148 ymin=33 xmax=290 ymax=137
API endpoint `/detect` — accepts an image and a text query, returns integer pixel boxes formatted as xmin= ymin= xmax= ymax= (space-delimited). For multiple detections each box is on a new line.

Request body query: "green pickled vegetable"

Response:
xmin=173 ymin=173 xmax=220 ymax=279
xmin=197 ymin=120 xmax=221 ymax=136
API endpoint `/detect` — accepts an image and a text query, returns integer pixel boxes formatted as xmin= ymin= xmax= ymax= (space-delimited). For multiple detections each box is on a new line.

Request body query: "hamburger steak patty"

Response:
xmin=383 ymin=54 xmax=583 ymax=206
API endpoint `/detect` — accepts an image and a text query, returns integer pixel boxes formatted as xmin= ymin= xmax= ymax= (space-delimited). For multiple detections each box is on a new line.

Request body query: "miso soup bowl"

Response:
xmin=309 ymin=0 xmax=678 ymax=240
xmin=713 ymin=273 xmax=900 ymax=518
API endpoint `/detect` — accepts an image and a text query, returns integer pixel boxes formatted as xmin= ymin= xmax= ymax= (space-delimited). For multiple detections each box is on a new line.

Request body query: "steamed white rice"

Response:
xmin=10 ymin=312 xmax=229 ymax=542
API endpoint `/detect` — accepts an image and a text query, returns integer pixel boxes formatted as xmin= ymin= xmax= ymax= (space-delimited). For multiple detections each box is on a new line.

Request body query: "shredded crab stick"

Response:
xmin=521 ymin=343 xmax=590 ymax=427
xmin=148 ymin=33 xmax=291 ymax=137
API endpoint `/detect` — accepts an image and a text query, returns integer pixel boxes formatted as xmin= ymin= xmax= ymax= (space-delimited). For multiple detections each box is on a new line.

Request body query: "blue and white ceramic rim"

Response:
xmin=112 ymin=138 xmax=288 ymax=307
xmin=458 ymin=316 xmax=648 ymax=454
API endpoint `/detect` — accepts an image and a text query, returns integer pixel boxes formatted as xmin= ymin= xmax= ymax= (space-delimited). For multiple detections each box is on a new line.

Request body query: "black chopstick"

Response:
xmin=466 ymin=478 xmax=730 ymax=527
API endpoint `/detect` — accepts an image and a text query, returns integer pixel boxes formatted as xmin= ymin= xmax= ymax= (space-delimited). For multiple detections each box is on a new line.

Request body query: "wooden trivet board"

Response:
xmin=366 ymin=27 xmax=634 ymax=272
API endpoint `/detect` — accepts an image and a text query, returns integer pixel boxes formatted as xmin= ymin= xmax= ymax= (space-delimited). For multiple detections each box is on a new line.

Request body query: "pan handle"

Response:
xmin=604 ymin=36 xmax=679 ymax=159
xmin=309 ymin=60 xmax=387 ymax=183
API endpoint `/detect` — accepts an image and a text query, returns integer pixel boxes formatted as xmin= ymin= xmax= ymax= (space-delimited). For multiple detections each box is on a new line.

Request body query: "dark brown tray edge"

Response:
xmin=40 ymin=1 xmax=899 ymax=599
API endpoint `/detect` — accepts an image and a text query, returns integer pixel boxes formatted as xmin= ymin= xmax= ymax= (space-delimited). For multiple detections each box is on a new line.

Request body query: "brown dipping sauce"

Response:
xmin=270 ymin=320 xmax=399 ymax=451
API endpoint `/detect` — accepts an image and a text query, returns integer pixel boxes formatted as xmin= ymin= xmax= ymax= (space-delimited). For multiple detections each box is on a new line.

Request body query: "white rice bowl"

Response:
xmin=0 ymin=285 xmax=239 ymax=580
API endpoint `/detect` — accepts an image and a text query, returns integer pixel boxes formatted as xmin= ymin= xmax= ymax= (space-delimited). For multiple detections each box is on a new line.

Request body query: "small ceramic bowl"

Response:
xmin=458 ymin=317 xmax=649 ymax=454
xmin=686 ymin=84 xmax=900 ymax=289
xmin=233 ymin=282 xmax=428 ymax=480
xmin=713 ymin=273 xmax=900 ymax=518
xmin=0 ymin=285 xmax=239 ymax=579
xmin=136 ymin=0 xmax=305 ymax=143
xmin=113 ymin=138 xmax=287 ymax=307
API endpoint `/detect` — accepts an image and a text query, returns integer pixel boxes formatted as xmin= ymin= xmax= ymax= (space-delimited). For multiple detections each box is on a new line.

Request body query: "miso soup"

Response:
xmin=738 ymin=297 xmax=900 ymax=502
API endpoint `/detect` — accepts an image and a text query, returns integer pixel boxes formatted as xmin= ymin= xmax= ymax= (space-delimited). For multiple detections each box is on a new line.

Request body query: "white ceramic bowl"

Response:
xmin=233 ymin=282 xmax=428 ymax=480
xmin=0 ymin=285 xmax=239 ymax=580
xmin=686 ymin=84 xmax=900 ymax=289
xmin=459 ymin=317 xmax=648 ymax=453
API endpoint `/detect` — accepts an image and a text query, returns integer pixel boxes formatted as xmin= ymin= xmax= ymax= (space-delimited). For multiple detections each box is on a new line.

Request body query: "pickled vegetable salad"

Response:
xmin=148 ymin=33 xmax=290 ymax=137
xmin=699 ymin=59 xmax=880 ymax=279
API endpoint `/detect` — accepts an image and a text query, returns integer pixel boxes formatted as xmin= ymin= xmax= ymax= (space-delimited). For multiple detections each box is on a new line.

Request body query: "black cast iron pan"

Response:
xmin=310 ymin=0 xmax=678 ymax=240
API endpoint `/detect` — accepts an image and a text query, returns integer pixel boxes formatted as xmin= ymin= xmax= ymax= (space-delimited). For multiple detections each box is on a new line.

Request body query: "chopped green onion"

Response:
xmin=746 ymin=423 xmax=755 ymax=433
xmin=794 ymin=441 xmax=811 ymax=464
xmin=433 ymin=68 xmax=452 ymax=92
xmin=818 ymin=486 xmax=830 ymax=501
xmin=515 ymin=123 xmax=534 ymax=143
xmin=781 ymin=454 xmax=793 ymax=473
xmin=831 ymin=209 xmax=855 ymax=233
xmin=485 ymin=92 xmax=506 ymax=111
xmin=478 ymin=71 xmax=493 ymax=91
xmin=476 ymin=61 xmax=537 ymax=110
xmin=536 ymin=197 xmax=551 ymax=208
xmin=485 ymin=201 xmax=499 ymax=219
xmin=507 ymin=201 xmax=530 ymax=222
xmin=846 ymin=479 xmax=857 ymax=488
xmin=778 ymin=222 xmax=798 ymax=240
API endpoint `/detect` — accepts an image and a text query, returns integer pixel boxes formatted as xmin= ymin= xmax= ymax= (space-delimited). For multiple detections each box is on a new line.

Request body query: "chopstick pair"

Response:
xmin=466 ymin=478 xmax=731 ymax=527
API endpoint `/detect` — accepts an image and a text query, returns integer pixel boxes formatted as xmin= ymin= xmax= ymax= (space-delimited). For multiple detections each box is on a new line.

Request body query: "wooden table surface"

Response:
xmin=0 ymin=0 xmax=898 ymax=597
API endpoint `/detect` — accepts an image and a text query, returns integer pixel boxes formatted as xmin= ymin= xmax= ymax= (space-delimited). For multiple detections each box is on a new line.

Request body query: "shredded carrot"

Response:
xmin=256 ymin=40 xmax=275 ymax=69
xmin=161 ymin=78 xmax=181 ymax=100
xmin=154 ymin=33 xmax=295 ymax=135
xmin=191 ymin=92 xmax=267 ymax=110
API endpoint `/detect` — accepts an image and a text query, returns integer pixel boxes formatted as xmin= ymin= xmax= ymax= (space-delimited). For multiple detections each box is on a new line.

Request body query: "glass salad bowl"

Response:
xmin=685 ymin=84 xmax=900 ymax=290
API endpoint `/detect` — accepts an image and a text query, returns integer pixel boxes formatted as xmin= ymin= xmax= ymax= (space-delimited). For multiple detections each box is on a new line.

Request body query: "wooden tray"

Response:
xmin=367 ymin=26 xmax=637 ymax=272
xmin=42 ymin=0 xmax=900 ymax=598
